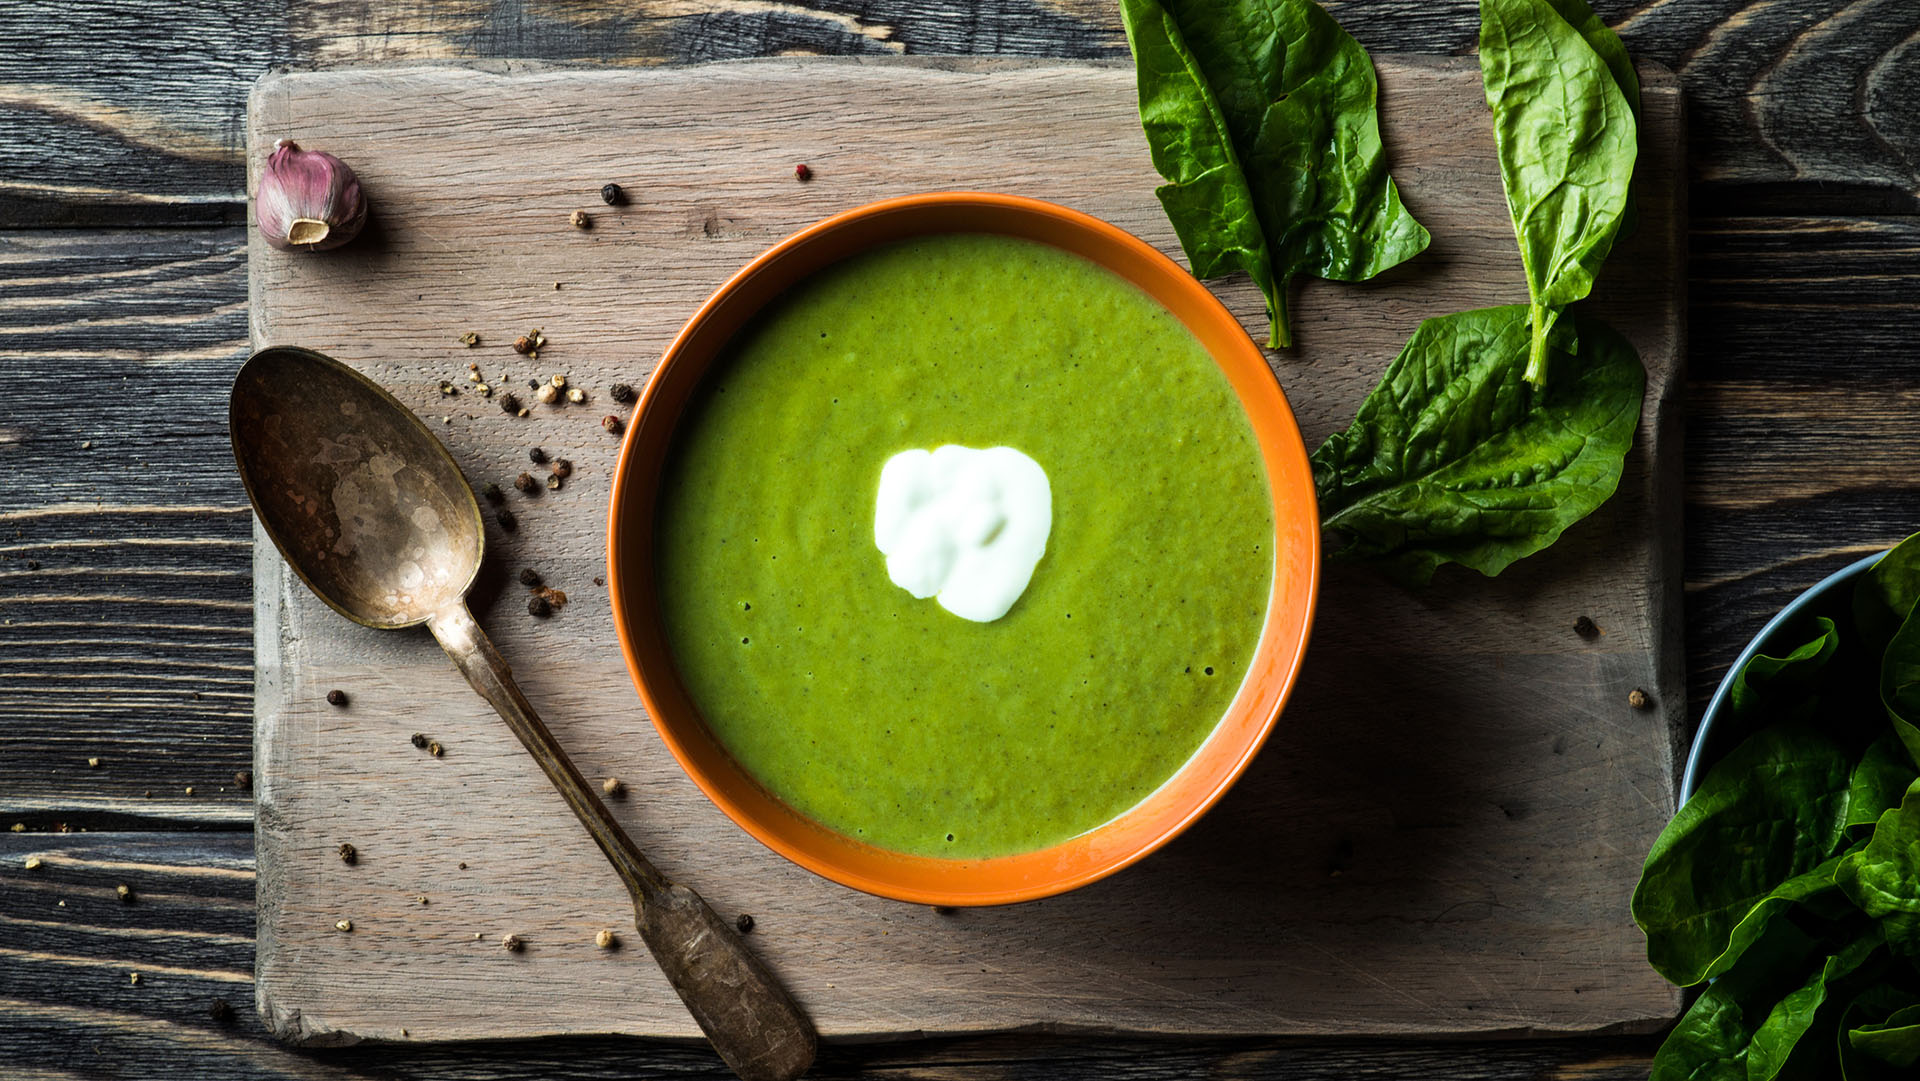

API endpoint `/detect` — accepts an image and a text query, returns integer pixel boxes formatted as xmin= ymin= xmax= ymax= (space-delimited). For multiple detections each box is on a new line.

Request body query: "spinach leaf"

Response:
xmin=1120 ymin=0 xmax=1430 ymax=349
xmin=1838 ymin=988 xmax=1920 ymax=1081
xmin=1652 ymin=920 xmax=1884 ymax=1081
xmin=1311 ymin=305 xmax=1642 ymax=584
xmin=1838 ymin=779 xmax=1920 ymax=955
xmin=1729 ymin=616 xmax=1842 ymax=723
xmin=1634 ymin=722 xmax=1855 ymax=986
xmin=1856 ymin=533 xmax=1920 ymax=659
xmin=1479 ymin=0 xmax=1638 ymax=386
xmin=1850 ymin=1003 xmax=1920 ymax=1070
xmin=1849 ymin=736 xmax=1920 ymax=840
xmin=1545 ymin=0 xmax=1641 ymax=123
xmin=1879 ymin=613 xmax=1920 ymax=768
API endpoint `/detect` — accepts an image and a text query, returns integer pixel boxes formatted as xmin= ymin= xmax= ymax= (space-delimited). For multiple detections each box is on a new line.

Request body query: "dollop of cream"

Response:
xmin=874 ymin=445 xmax=1051 ymax=623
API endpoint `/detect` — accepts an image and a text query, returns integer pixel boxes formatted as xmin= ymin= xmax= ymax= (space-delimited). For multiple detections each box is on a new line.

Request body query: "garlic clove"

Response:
xmin=257 ymin=139 xmax=368 ymax=252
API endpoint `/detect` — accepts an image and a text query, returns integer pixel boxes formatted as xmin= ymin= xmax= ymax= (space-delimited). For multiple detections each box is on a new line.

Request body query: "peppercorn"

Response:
xmin=596 ymin=929 xmax=618 ymax=949
xmin=439 ymin=381 xmax=457 ymax=396
xmin=459 ymin=332 xmax=480 ymax=347
xmin=326 ymin=688 xmax=348 ymax=707
xmin=1574 ymin=616 xmax=1598 ymax=639
xmin=23 ymin=856 xmax=42 ymax=871
xmin=602 ymin=777 xmax=624 ymax=797
xmin=600 ymin=183 xmax=626 ymax=206
xmin=209 ymin=997 xmax=235 ymax=1023
xmin=536 ymin=383 xmax=559 ymax=405
xmin=482 ymin=482 xmax=504 ymax=504
xmin=335 ymin=919 xmax=353 ymax=932
xmin=502 ymin=933 xmax=524 ymax=952
xmin=497 ymin=508 xmax=518 ymax=532
xmin=116 ymin=884 xmax=133 ymax=904
xmin=338 ymin=842 xmax=357 ymax=865
xmin=545 ymin=473 xmax=562 ymax=491
xmin=551 ymin=374 xmax=567 ymax=389
xmin=129 ymin=972 xmax=142 ymax=986
xmin=736 ymin=913 xmax=755 ymax=934
xmin=570 ymin=209 xmax=591 ymax=229
xmin=602 ymin=414 xmax=623 ymax=435
xmin=87 ymin=757 xmax=100 ymax=768
xmin=528 ymin=596 xmax=553 ymax=618
xmin=499 ymin=392 xmax=522 ymax=414
xmin=519 ymin=568 xmax=543 ymax=588
xmin=610 ymin=383 xmax=635 ymax=403
xmin=411 ymin=733 xmax=429 ymax=749
xmin=552 ymin=459 xmax=573 ymax=479
xmin=235 ymin=770 xmax=252 ymax=790
xmin=528 ymin=447 xmax=548 ymax=464
xmin=1629 ymin=688 xmax=1651 ymax=710
xmin=794 ymin=163 xmax=812 ymax=181
xmin=428 ymin=741 xmax=445 ymax=757
xmin=514 ymin=473 xmax=538 ymax=495
xmin=514 ymin=336 xmax=534 ymax=355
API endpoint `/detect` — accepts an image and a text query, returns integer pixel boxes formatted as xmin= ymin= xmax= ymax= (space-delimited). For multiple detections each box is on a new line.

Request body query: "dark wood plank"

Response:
xmin=1 ymin=0 xmax=1916 ymax=223
xmin=0 ymin=230 xmax=253 ymax=820
xmin=0 ymin=831 xmax=1659 ymax=1079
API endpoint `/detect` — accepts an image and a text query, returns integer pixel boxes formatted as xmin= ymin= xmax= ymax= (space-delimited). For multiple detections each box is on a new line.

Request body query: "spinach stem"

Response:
xmin=1524 ymin=303 xmax=1550 ymax=388
xmin=1268 ymin=285 xmax=1292 ymax=350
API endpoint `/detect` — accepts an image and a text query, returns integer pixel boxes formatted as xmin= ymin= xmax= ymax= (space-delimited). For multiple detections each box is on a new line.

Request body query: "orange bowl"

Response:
xmin=607 ymin=193 xmax=1320 ymax=905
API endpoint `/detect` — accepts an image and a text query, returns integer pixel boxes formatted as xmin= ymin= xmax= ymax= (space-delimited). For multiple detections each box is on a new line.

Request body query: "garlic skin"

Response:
xmin=256 ymin=139 xmax=367 ymax=251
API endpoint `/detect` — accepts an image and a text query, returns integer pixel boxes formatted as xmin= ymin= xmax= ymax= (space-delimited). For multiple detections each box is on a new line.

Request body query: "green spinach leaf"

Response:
xmin=1838 ymin=779 xmax=1920 ymax=955
xmin=1856 ymin=533 xmax=1920 ymax=659
xmin=1634 ymin=722 xmax=1855 ymax=986
xmin=1838 ymin=989 xmax=1920 ymax=1081
xmin=1479 ymin=0 xmax=1638 ymax=386
xmin=1311 ymin=305 xmax=1642 ymax=584
xmin=1729 ymin=616 xmax=1841 ymax=723
xmin=1849 ymin=736 xmax=1920 ymax=840
xmin=1879 ymin=613 xmax=1920 ymax=768
xmin=1850 ymin=1002 xmax=1920 ymax=1070
xmin=1120 ymin=0 xmax=1430 ymax=349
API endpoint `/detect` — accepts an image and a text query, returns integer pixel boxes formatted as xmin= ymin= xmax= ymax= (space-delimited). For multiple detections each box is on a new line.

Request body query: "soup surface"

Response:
xmin=656 ymin=232 xmax=1272 ymax=858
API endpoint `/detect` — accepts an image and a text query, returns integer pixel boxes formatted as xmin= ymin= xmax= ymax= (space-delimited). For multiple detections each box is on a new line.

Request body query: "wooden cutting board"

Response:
xmin=246 ymin=57 xmax=1685 ymax=1044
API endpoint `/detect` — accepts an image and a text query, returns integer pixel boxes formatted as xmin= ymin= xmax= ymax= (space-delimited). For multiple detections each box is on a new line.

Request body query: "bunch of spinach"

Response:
xmin=1309 ymin=0 xmax=1645 ymax=583
xmin=1118 ymin=0 xmax=1431 ymax=349
xmin=1633 ymin=533 xmax=1920 ymax=1079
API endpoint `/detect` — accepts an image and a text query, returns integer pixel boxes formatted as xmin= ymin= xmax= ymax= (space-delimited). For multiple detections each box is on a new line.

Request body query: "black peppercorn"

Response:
xmin=497 ymin=508 xmax=518 ymax=532
xmin=338 ymin=842 xmax=357 ymax=865
xmin=482 ymin=482 xmax=504 ymax=504
xmin=610 ymin=383 xmax=635 ymax=403
xmin=209 ymin=997 xmax=236 ymax=1024
xmin=519 ymin=568 xmax=542 ymax=588
xmin=499 ymin=392 xmax=521 ymax=414
xmin=552 ymin=459 xmax=573 ymax=479
xmin=528 ymin=447 xmax=548 ymax=464
xmin=735 ymin=913 xmax=755 ymax=934
xmin=411 ymin=733 xmax=429 ymax=749
xmin=528 ymin=596 xmax=553 ymax=618
xmin=1574 ymin=616 xmax=1598 ymax=639
xmin=326 ymin=689 xmax=348 ymax=707
xmin=600 ymin=183 xmax=626 ymax=206
xmin=515 ymin=473 xmax=539 ymax=494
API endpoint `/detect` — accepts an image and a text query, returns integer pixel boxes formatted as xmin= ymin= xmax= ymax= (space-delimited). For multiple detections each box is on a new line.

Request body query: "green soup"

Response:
xmin=656 ymin=233 xmax=1272 ymax=858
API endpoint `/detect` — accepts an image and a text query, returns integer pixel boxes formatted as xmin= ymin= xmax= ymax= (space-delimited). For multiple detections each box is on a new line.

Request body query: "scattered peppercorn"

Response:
xmin=335 ymin=919 xmax=353 ymax=932
xmin=482 ymin=482 xmax=504 ymax=504
xmin=326 ymin=689 xmax=348 ymax=707
xmin=536 ymin=383 xmax=559 ymax=405
xmin=514 ymin=473 xmax=539 ymax=495
xmin=235 ymin=770 xmax=252 ymax=790
xmin=502 ymin=933 xmax=524 ymax=952
xmin=610 ymin=383 xmax=635 ymax=403
xmin=514 ymin=336 xmax=534 ymax=355
xmin=499 ymin=392 xmax=522 ymax=414
xmin=497 ymin=508 xmax=518 ymax=532
xmin=184 ymin=786 xmax=194 ymax=796
xmin=87 ymin=757 xmax=100 ymax=768
xmin=1629 ymin=688 xmax=1651 ymax=710
xmin=528 ymin=447 xmax=549 ymax=464
xmin=567 ymin=387 xmax=587 ymax=404
xmin=552 ymin=459 xmax=573 ymax=479
xmin=528 ymin=596 xmax=553 ymax=619
xmin=794 ymin=163 xmax=812 ymax=181
xmin=338 ymin=842 xmax=357 ymax=865
xmin=129 ymin=972 xmax=142 ymax=986
xmin=551 ymin=374 xmax=567 ymax=389
xmin=428 ymin=741 xmax=445 ymax=757
xmin=23 ymin=856 xmax=42 ymax=871
xmin=736 ymin=913 xmax=755 ymax=934
xmin=596 ymin=929 xmax=618 ymax=949
xmin=602 ymin=777 xmax=624 ymax=797
xmin=439 ymin=380 xmax=457 ymax=396
xmin=460 ymin=332 xmax=480 ymax=347
xmin=116 ymin=884 xmax=133 ymax=903
xmin=209 ymin=997 xmax=236 ymax=1023
xmin=600 ymin=183 xmax=626 ymax=206
xmin=601 ymin=415 xmax=623 ymax=435
xmin=459 ymin=862 xmax=468 ymax=870
xmin=8 ymin=823 xmax=22 ymax=832
xmin=411 ymin=733 xmax=429 ymax=749
xmin=570 ymin=209 xmax=591 ymax=229
xmin=519 ymin=568 xmax=543 ymax=588
xmin=415 ymin=895 xmax=429 ymax=905
xmin=1574 ymin=616 xmax=1599 ymax=640
xmin=545 ymin=473 xmax=563 ymax=491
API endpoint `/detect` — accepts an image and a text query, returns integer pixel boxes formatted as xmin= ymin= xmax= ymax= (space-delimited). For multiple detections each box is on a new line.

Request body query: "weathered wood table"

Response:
xmin=2 ymin=1 xmax=1916 ymax=1077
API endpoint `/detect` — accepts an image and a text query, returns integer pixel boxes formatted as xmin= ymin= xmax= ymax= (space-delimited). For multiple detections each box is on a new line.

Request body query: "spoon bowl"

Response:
xmin=230 ymin=346 xmax=481 ymax=628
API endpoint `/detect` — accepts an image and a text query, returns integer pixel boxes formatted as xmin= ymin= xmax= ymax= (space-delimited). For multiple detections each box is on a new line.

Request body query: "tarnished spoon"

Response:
xmin=230 ymin=345 xmax=817 ymax=1081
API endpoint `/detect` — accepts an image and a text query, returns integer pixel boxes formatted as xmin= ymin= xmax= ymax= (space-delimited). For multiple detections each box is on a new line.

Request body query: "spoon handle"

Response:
xmin=428 ymin=603 xmax=818 ymax=1081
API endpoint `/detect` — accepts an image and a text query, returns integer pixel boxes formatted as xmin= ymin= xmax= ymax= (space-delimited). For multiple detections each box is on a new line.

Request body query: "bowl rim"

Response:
xmin=605 ymin=191 xmax=1321 ymax=905
xmin=1681 ymin=549 xmax=1888 ymax=804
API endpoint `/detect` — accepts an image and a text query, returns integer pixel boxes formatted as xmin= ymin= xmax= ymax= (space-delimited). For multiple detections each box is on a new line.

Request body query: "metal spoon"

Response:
xmin=229 ymin=346 xmax=817 ymax=1081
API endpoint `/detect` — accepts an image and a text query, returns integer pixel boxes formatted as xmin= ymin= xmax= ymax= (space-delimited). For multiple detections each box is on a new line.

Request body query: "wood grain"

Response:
xmin=0 ymin=828 xmax=1662 ymax=1080
xmin=242 ymin=57 xmax=1684 ymax=1043
xmin=1 ymin=0 xmax=1916 ymax=222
